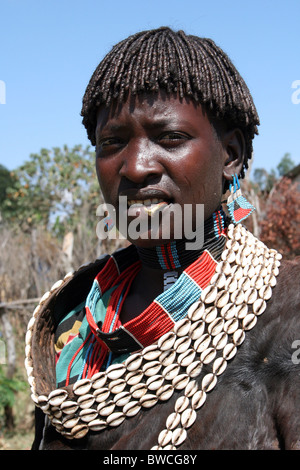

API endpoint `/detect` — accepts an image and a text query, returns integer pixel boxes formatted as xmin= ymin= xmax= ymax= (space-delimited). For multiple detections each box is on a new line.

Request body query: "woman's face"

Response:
xmin=95 ymin=91 xmax=237 ymax=247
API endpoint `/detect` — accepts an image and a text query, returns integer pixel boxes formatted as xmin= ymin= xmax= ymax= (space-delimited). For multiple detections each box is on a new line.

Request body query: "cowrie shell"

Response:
xmin=214 ymin=290 xmax=230 ymax=308
xmin=125 ymin=370 xmax=143 ymax=386
xmin=191 ymin=390 xmax=207 ymax=409
xmin=142 ymin=360 xmax=162 ymax=377
xmin=242 ymin=313 xmax=257 ymax=330
xmin=130 ymin=383 xmax=147 ymax=400
xmin=212 ymin=331 xmax=228 ymax=350
xmin=140 ymin=393 xmax=158 ymax=408
xmin=200 ymin=347 xmax=217 ymax=364
xmin=186 ymin=360 xmax=202 ymax=378
xmin=202 ymin=306 xmax=218 ymax=323
xmin=158 ymin=429 xmax=173 ymax=447
xmin=178 ymin=348 xmax=196 ymax=367
xmin=232 ymin=328 xmax=245 ymax=346
xmin=208 ymin=317 xmax=224 ymax=336
xmin=113 ymin=391 xmax=131 ymax=407
xmin=201 ymin=373 xmax=217 ymax=392
xmin=71 ymin=424 xmax=89 ymax=439
xmin=93 ymin=387 xmax=110 ymax=403
xmin=194 ymin=334 xmax=211 ymax=354
xmin=142 ymin=344 xmax=161 ymax=361
xmin=171 ymin=428 xmax=187 ymax=446
xmin=125 ymin=353 xmax=143 ymax=371
xmin=201 ymin=285 xmax=218 ymax=304
xmin=123 ymin=400 xmax=141 ymax=417
xmin=224 ymin=318 xmax=239 ymax=335
xmin=212 ymin=356 xmax=227 ymax=376
xmin=106 ymin=412 xmax=125 ymax=427
xmin=166 ymin=412 xmax=181 ymax=430
xmin=187 ymin=301 xmax=205 ymax=321
xmin=211 ymin=271 xmax=226 ymax=289
xmin=184 ymin=380 xmax=198 ymax=398
xmin=146 ymin=374 xmax=164 ymax=391
xmin=189 ymin=320 xmax=205 ymax=340
xmin=37 ymin=395 xmax=48 ymax=408
xmin=221 ymin=249 xmax=235 ymax=264
xmin=108 ymin=378 xmax=126 ymax=394
xmin=172 ymin=373 xmax=189 ymax=390
xmin=73 ymin=378 xmax=92 ymax=396
xmin=158 ymin=331 xmax=176 ymax=351
xmin=174 ymin=317 xmax=191 ymax=337
xmin=251 ymin=275 xmax=264 ymax=290
xmin=97 ymin=401 xmax=115 ymax=416
xmin=231 ymin=289 xmax=245 ymax=305
xmin=156 ymin=384 xmax=174 ymax=401
xmin=48 ymin=389 xmax=68 ymax=407
xmin=77 ymin=394 xmax=95 ymax=409
xmin=159 ymin=349 xmax=176 ymax=367
xmin=175 ymin=396 xmax=189 ymax=413
xmin=40 ymin=290 xmax=51 ymax=304
xmin=220 ymin=303 xmax=236 ymax=320
xmin=62 ymin=415 xmax=80 ymax=429
xmin=259 ymin=285 xmax=272 ymax=300
xmin=253 ymin=298 xmax=267 ymax=315
xmin=226 ymin=277 xmax=238 ymax=293
xmin=162 ymin=363 xmax=180 ymax=381
xmin=181 ymin=408 xmax=197 ymax=428
xmin=91 ymin=372 xmax=107 ymax=390
xmin=106 ymin=363 xmax=126 ymax=381
xmin=216 ymin=260 xmax=231 ymax=275
xmin=223 ymin=343 xmax=237 ymax=361
xmin=236 ymin=303 xmax=248 ymax=319
xmin=79 ymin=408 xmax=98 ymax=423
xmin=50 ymin=279 xmax=64 ymax=292
xmin=174 ymin=336 xmax=191 ymax=354
xmin=238 ymin=277 xmax=251 ymax=291
xmin=264 ymin=274 xmax=277 ymax=287
xmin=88 ymin=418 xmax=107 ymax=432
xmin=244 ymin=288 xmax=258 ymax=304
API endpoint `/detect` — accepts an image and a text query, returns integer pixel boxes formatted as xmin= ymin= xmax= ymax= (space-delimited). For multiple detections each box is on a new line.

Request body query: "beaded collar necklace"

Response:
xmin=25 ymin=223 xmax=281 ymax=449
xmin=60 ymin=209 xmax=227 ymax=387
xmin=136 ymin=208 xmax=226 ymax=271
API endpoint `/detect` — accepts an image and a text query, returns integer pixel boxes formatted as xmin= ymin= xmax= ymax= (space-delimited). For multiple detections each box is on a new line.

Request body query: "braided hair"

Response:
xmin=81 ymin=27 xmax=259 ymax=179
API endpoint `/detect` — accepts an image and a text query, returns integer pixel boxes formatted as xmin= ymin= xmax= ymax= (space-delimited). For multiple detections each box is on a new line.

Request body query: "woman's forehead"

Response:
xmin=96 ymin=90 xmax=210 ymax=130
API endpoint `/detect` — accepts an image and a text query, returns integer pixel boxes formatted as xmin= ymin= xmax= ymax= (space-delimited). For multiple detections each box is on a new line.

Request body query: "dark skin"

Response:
xmin=95 ymin=91 xmax=244 ymax=323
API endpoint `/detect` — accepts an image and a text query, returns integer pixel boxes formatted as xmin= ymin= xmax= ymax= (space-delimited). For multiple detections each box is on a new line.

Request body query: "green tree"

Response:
xmin=0 ymin=165 xmax=17 ymax=208
xmin=253 ymin=153 xmax=296 ymax=193
xmin=2 ymin=144 xmax=102 ymax=237
xmin=277 ymin=153 xmax=295 ymax=177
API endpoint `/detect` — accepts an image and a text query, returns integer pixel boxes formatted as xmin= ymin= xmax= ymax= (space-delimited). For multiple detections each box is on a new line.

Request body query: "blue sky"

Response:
xmin=0 ymin=0 xmax=299 ymax=176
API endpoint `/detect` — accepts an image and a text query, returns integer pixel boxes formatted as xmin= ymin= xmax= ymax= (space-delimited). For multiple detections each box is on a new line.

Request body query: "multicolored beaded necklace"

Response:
xmin=59 ymin=208 xmax=227 ymax=387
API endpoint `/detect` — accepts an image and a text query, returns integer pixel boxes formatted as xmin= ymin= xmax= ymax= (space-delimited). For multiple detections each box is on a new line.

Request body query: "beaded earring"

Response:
xmin=226 ymin=173 xmax=255 ymax=224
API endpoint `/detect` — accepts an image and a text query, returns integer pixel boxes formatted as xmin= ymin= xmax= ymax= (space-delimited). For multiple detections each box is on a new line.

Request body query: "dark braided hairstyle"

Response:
xmin=81 ymin=27 xmax=259 ymax=179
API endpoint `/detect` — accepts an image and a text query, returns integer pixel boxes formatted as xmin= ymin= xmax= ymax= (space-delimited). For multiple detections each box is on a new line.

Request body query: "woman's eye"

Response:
xmin=158 ymin=132 xmax=189 ymax=145
xmin=97 ymin=138 xmax=124 ymax=154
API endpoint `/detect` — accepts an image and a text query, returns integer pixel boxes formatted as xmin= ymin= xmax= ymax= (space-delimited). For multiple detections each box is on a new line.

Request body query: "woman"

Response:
xmin=26 ymin=27 xmax=300 ymax=450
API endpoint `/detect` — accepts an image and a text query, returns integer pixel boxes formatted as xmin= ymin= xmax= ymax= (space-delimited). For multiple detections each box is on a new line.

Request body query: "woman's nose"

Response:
xmin=118 ymin=139 xmax=162 ymax=184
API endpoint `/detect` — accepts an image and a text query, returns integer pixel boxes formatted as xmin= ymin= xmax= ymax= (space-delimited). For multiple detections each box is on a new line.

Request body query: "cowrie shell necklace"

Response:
xmin=25 ymin=223 xmax=281 ymax=448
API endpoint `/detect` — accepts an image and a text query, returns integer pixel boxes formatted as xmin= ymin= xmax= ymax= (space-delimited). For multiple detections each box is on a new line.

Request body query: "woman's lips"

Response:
xmin=127 ymin=198 xmax=170 ymax=216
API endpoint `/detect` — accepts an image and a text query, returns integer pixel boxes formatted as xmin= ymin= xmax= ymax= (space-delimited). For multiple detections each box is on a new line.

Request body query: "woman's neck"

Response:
xmin=136 ymin=207 xmax=228 ymax=271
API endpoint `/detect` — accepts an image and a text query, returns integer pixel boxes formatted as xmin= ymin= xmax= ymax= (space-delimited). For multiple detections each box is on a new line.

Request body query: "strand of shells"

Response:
xmin=25 ymin=224 xmax=281 ymax=447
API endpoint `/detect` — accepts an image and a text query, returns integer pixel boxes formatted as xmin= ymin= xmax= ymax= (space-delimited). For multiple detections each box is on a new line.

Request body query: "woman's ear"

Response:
xmin=222 ymin=128 xmax=245 ymax=182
